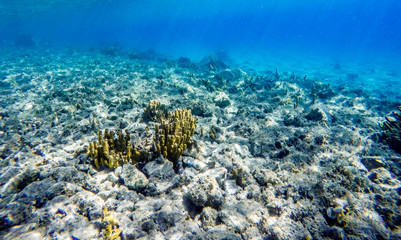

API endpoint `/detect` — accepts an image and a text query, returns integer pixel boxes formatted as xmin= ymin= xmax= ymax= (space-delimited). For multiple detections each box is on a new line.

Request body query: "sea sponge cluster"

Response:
xmin=87 ymin=129 xmax=149 ymax=169
xmin=154 ymin=108 xmax=197 ymax=161
xmin=380 ymin=106 xmax=401 ymax=153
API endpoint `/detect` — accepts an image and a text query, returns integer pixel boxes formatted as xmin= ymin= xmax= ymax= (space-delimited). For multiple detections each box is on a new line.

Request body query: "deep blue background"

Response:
xmin=1 ymin=0 xmax=400 ymax=60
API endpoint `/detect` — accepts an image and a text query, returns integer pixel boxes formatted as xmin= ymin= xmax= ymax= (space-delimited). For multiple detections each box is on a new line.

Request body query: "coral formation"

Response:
xmin=88 ymin=106 xmax=196 ymax=169
xmin=142 ymin=100 xmax=167 ymax=122
xmin=87 ymin=129 xmax=149 ymax=169
xmin=232 ymin=168 xmax=245 ymax=187
xmin=326 ymin=199 xmax=350 ymax=228
xmin=380 ymin=106 xmax=401 ymax=153
xmin=102 ymin=207 xmax=121 ymax=240
xmin=154 ymin=108 xmax=197 ymax=162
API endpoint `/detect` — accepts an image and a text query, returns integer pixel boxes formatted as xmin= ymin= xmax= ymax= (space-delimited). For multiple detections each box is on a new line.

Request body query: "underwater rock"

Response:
xmin=219 ymin=68 xmax=247 ymax=82
xmin=380 ymin=106 xmax=401 ymax=153
xmin=177 ymin=57 xmax=194 ymax=69
xmin=245 ymin=184 xmax=261 ymax=199
xmin=116 ymin=164 xmax=149 ymax=191
xmin=47 ymin=206 xmax=95 ymax=240
xmin=200 ymin=207 xmax=218 ymax=229
xmin=317 ymin=88 xmax=335 ymax=99
xmin=274 ymin=148 xmax=290 ymax=159
xmin=2 ymin=43 xmax=401 ymax=240
xmin=18 ymin=178 xmax=55 ymax=207
xmin=145 ymin=200 xmax=193 ymax=238
xmin=142 ymin=157 xmax=178 ymax=194
xmin=141 ymin=218 xmax=157 ymax=233
xmin=0 ymin=166 xmax=39 ymax=196
xmin=199 ymin=54 xmax=228 ymax=71
xmin=18 ymin=232 xmax=42 ymax=240
xmin=194 ymin=230 xmax=242 ymax=240
xmin=234 ymin=200 xmax=265 ymax=225
xmin=150 ymin=210 xmax=181 ymax=232
xmin=46 ymin=181 xmax=79 ymax=200
xmin=0 ymin=80 xmax=11 ymax=89
xmin=185 ymin=182 xmax=224 ymax=209
xmin=142 ymin=157 xmax=175 ymax=180
xmin=374 ymin=194 xmax=401 ymax=231
xmin=368 ymin=167 xmax=395 ymax=185
xmin=213 ymin=92 xmax=231 ymax=108
xmin=0 ymin=166 xmax=21 ymax=186
xmin=242 ymin=226 xmax=264 ymax=239
xmin=71 ymin=191 xmax=104 ymax=216
xmin=322 ymin=226 xmax=347 ymax=240
xmin=1 ymin=139 xmax=22 ymax=160
xmin=262 ymin=217 xmax=310 ymax=240
xmin=305 ymin=107 xmax=327 ymax=121
xmin=191 ymin=100 xmax=212 ymax=117
xmin=44 ymin=166 xmax=85 ymax=184
xmin=182 ymin=157 xmax=207 ymax=172
xmin=218 ymin=209 xmax=248 ymax=233
xmin=283 ymin=114 xmax=303 ymax=127
xmin=185 ymin=173 xmax=225 ymax=209
xmin=223 ymin=180 xmax=241 ymax=195
xmin=361 ymin=157 xmax=388 ymax=171
xmin=253 ymin=169 xmax=279 ymax=187
xmin=0 ymin=201 xmax=34 ymax=230
xmin=115 ymin=199 xmax=135 ymax=213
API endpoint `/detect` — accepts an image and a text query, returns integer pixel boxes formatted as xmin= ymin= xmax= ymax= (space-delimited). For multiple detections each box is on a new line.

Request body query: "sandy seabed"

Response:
xmin=0 ymin=46 xmax=400 ymax=240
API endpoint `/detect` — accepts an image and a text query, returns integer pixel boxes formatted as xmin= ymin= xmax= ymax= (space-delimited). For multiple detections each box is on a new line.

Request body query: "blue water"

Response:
xmin=1 ymin=0 xmax=400 ymax=57
xmin=1 ymin=0 xmax=401 ymax=95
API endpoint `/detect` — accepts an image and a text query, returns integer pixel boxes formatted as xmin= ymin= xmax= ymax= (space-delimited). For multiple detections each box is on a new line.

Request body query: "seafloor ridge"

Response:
xmin=0 ymin=46 xmax=400 ymax=240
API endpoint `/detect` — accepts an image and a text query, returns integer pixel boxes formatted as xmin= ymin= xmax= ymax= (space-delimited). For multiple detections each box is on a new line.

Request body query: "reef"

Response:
xmin=2 ymin=47 xmax=401 ymax=240
xmin=154 ymin=108 xmax=197 ymax=162
xmin=380 ymin=106 xmax=401 ymax=153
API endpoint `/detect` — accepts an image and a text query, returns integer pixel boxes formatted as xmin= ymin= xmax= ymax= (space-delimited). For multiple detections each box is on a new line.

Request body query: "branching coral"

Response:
xmin=142 ymin=100 xmax=167 ymax=122
xmin=380 ymin=106 xmax=401 ymax=153
xmin=87 ymin=129 xmax=150 ymax=169
xmin=154 ymin=108 xmax=197 ymax=162
xmin=102 ymin=207 xmax=121 ymax=240
xmin=88 ymin=106 xmax=196 ymax=169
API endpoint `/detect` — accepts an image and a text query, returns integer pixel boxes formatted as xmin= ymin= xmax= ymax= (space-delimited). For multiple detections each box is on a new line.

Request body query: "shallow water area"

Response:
xmin=1 ymin=1 xmax=401 ymax=239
